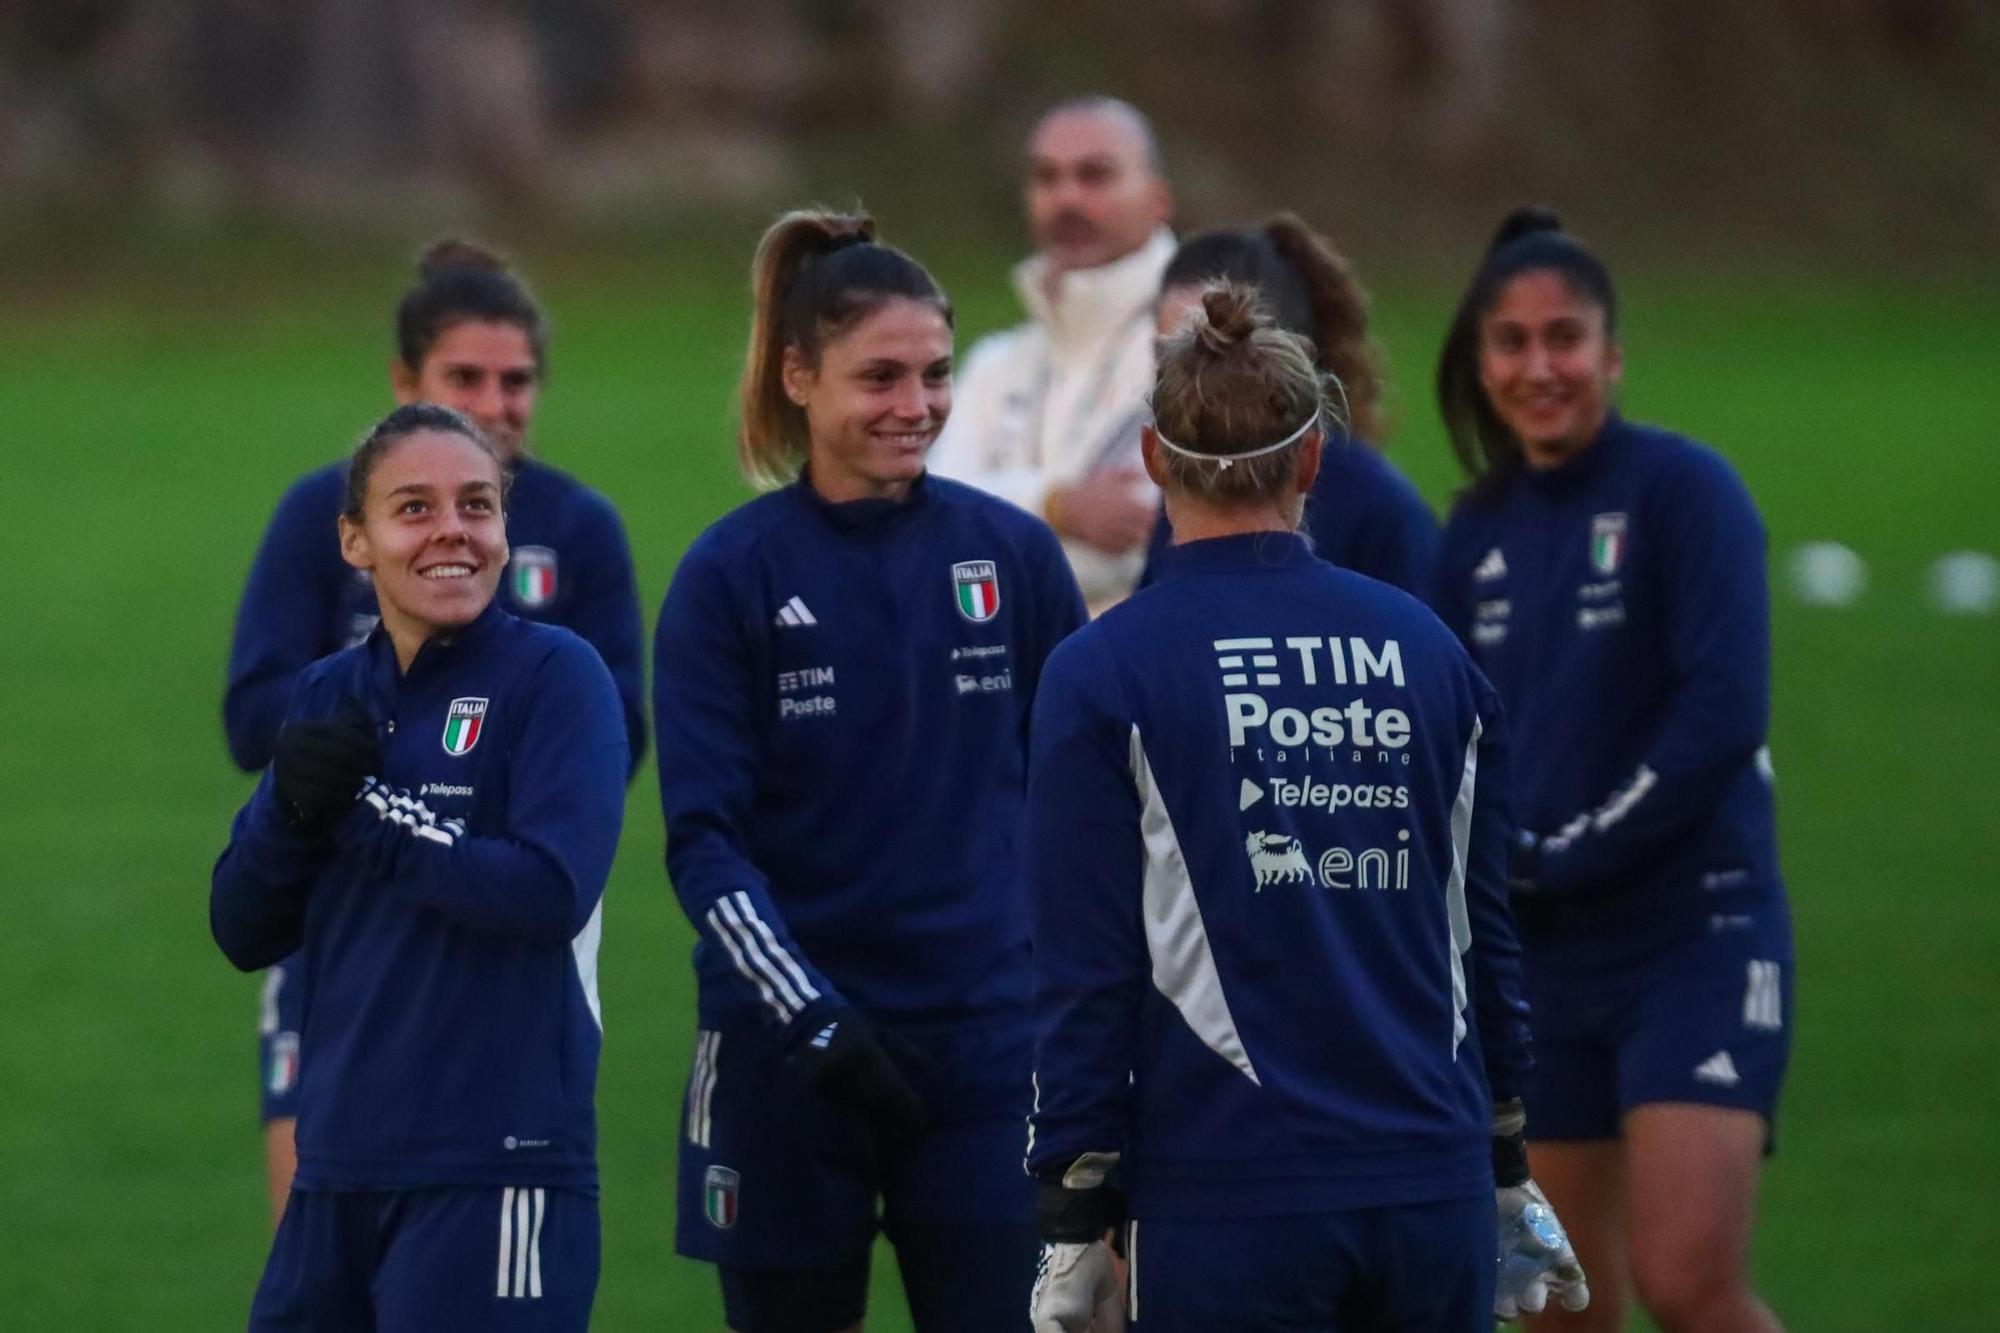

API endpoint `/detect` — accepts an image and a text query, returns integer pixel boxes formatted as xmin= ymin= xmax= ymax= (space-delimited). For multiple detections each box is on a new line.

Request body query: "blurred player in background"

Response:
xmin=1139 ymin=215 xmax=1438 ymax=596
xmin=655 ymin=210 xmax=1087 ymax=1333
xmin=929 ymin=95 xmax=1175 ymax=613
xmin=1024 ymin=284 xmax=1583 ymax=1332
xmin=212 ymin=405 xmax=628 ymax=1329
xmin=222 ymin=240 xmax=646 ymax=1222
xmin=1431 ymin=209 xmax=1792 ymax=1333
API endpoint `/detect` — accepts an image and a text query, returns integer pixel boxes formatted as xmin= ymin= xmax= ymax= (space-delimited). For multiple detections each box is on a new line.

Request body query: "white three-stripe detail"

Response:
xmin=687 ymin=1030 xmax=721 ymax=1148
xmin=497 ymin=1187 xmax=546 ymax=1299
xmin=730 ymin=893 xmax=819 ymax=1004
xmin=706 ymin=892 xmax=818 ymax=1022
xmin=706 ymin=903 xmax=787 ymax=1021
xmin=1743 ymin=960 xmax=1783 ymax=1032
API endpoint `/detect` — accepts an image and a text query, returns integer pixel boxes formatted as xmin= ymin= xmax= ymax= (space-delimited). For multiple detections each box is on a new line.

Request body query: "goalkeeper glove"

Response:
xmin=787 ymin=1009 xmax=927 ymax=1146
xmin=1493 ymin=1098 xmax=1589 ymax=1320
xmin=1030 ymin=1154 xmax=1125 ymax=1333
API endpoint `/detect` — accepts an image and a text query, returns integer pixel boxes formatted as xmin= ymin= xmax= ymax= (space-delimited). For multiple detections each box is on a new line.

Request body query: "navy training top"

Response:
xmin=1431 ymin=414 xmax=1790 ymax=972
xmin=1027 ymin=532 xmax=1530 ymax=1218
xmin=211 ymin=604 xmax=628 ymax=1190
xmin=654 ymin=471 xmax=1087 ymax=1040
xmin=224 ymin=455 xmax=647 ymax=775
xmin=1139 ymin=434 xmax=1440 ymax=597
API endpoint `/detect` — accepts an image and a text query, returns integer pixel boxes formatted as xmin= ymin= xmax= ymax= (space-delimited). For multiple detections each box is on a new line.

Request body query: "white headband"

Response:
xmin=1152 ymin=410 xmax=1319 ymax=470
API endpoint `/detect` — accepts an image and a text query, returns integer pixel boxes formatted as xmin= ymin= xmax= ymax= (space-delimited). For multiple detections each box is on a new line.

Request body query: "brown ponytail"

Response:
xmin=1262 ymin=214 xmax=1384 ymax=443
xmin=738 ymin=208 xmax=952 ymax=488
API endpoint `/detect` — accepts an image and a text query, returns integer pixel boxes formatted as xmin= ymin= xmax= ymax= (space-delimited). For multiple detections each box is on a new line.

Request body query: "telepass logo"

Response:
xmin=442 ymin=697 xmax=488 ymax=756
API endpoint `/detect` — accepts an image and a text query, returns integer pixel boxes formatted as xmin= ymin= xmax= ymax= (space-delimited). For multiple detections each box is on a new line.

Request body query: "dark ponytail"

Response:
xmin=737 ymin=208 xmax=953 ymax=488
xmin=1436 ymin=208 xmax=1617 ymax=494
xmin=395 ymin=238 xmax=549 ymax=375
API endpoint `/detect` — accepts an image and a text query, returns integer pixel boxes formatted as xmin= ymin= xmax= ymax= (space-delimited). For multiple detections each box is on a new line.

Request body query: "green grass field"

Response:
xmin=2 ymin=244 xmax=1995 ymax=1329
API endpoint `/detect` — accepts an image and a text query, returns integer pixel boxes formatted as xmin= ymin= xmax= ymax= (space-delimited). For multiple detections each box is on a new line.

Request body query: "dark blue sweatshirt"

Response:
xmin=1140 ymin=434 xmax=1440 ymax=596
xmin=224 ymin=456 xmax=647 ymax=774
xmin=654 ymin=472 xmax=1087 ymax=1040
xmin=1027 ymin=532 xmax=1529 ymax=1218
xmin=1432 ymin=415 xmax=1789 ymax=972
xmin=211 ymin=605 xmax=628 ymax=1190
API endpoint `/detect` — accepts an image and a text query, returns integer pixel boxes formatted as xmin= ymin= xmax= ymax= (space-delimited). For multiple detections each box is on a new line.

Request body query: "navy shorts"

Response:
xmin=1525 ymin=934 xmax=1794 ymax=1145
xmin=676 ymin=1018 xmax=1037 ymax=1330
xmin=259 ymin=958 xmax=305 ymax=1123
xmin=250 ymin=1185 xmax=598 ymax=1331
xmin=1127 ymin=1195 xmax=1495 ymax=1332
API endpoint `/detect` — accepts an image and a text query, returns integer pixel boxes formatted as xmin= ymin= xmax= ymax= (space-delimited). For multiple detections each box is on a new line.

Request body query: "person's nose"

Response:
xmin=890 ymin=378 xmax=929 ymax=421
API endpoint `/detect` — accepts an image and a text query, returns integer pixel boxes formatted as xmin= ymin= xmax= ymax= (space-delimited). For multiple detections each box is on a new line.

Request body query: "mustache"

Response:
xmin=1043 ymin=210 xmax=1099 ymax=236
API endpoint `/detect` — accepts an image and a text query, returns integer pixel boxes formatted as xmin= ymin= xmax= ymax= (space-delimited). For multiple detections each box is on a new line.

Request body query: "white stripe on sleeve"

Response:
xmin=1444 ymin=718 xmax=1480 ymax=1058
xmin=730 ymin=892 xmax=821 ymax=1004
xmin=715 ymin=894 xmax=808 ymax=1015
xmin=706 ymin=906 xmax=793 ymax=1022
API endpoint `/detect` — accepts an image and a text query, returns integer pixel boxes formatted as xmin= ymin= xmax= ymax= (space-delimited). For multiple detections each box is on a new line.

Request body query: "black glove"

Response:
xmin=788 ymin=1009 xmax=928 ymax=1145
xmin=273 ymin=708 xmax=380 ymax=832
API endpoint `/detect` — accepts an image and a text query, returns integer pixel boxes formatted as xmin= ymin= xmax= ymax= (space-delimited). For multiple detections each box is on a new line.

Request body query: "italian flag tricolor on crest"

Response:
xmin=952 ymin=560 xmax=1000 ymax=623
xmin=509 ymin=546 xmax=558 ymax=609
xmin=442 ymin=697 xmax=488 ymax=756
xmin=1589 ymin=513 xmax=1629 ymax=576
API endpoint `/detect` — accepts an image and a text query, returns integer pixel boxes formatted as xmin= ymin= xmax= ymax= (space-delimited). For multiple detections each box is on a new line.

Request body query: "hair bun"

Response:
xmin=1487 ymin=207 xmax=1562 ymax=254
xmin=417 ymin=237 xmax=508 ymax=280
xmin=822 ymin=222 xmax=876 ymax=254
xmin=1195 ymin=283 xmax=1265 ymax=353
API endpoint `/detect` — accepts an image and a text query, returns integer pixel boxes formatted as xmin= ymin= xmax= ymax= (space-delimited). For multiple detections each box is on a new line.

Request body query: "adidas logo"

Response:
xmin=809 ymin=1022 xmax=838 ymax=1050
xmin=774 ymin=596 xmax=818 ymax=628
xmin=1474 ymin=547 xmax=1508 ymax=582
xmin=1693 ymin=1050 xmax=1741 ymax=1087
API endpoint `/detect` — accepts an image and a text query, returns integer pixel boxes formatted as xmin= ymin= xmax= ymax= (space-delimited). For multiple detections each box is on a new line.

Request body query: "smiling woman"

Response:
xmin=210 ymin=395 xmax=629 ymax=1330
xmin=654 ymin=209 xmax=1088 ymax=1333
xmin=337 ymin=404 xmax=511 ymax=671
xmin=1429 ymin=210 xmax=1793 ymax=1333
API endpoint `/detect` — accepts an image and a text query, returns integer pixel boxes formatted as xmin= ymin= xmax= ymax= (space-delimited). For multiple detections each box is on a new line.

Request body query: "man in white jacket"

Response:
xmin=930 ymin=96 xmax=1176 ymax=613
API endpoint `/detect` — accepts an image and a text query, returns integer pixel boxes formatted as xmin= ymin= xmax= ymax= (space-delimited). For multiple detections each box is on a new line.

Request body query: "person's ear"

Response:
xmin=781 ymin=346 xmax=814 ymax=408
xmin=1140 ymin=425 xmax=1170 ymax=488
xmin=1295 ymin=430 xmax=1324 ymax=496
xmin=1604 ymin=338 xmax=1625 ymax=392
xmin=338 ymin=514 xmax=371 ymax=572
xmin=389 ymin=358 xmax=421 ymax=405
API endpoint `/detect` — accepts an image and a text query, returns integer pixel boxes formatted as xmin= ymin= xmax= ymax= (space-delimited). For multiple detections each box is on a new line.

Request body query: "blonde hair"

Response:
xmin=737 ymin=208 xmax=951 ymax=488
xmin=1151 ymin=282 xmax=1335 ymax=505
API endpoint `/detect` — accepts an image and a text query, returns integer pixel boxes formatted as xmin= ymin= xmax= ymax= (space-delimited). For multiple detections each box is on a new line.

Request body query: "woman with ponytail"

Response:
xmin=223 ymin=239 xmax=645 ymax=1224
xmin=654 ymin=209 xmax=1086 ymax=1333
xmin=1138 ymin=214 xmax=1437 ymax=595
xmin=1431 ymin=209 xmax=1791 ymax=1333
xmin=1026 ymin=284 xmax=1582 ymax=1332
